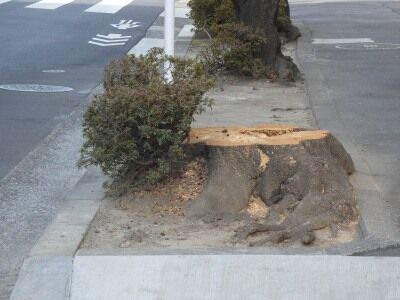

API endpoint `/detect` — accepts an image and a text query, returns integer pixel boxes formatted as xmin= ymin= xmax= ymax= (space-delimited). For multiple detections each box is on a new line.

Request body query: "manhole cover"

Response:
xmin=336 ymin=43 xmax=400 ymax=50
xmin=0 ymin=84 xmax=73 ymax=92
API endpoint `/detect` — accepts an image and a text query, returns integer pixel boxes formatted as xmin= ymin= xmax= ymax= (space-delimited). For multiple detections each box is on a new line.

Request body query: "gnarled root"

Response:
xmin=233 ymin=213 xmax=334 ymax=246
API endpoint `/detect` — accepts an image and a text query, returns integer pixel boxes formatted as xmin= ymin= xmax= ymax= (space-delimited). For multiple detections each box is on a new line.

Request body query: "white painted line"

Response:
xmin=336 ymin=43 xmax=400 ymax=50
xmin=92 ymin=37 xmax=129 ymax=43
xmin=178 ymin=24 xmax=195 ymax=38
xmin=0 ymin=0 xmax=13 ymax=5
xmin=88 ymin=33 xmax=131 ymax=47
xmin=160 ymin=7 xmax=190 ymax=18
xmin=128 ymin=38 xmax=164 ymax=55
xmin=88 ymin=41 xmax=126 ymax=47
xmin=42 ymin=69 xmax=66 ymax=73
xmin=148 ymin=25 xmax=164 ymax=32
xmin=96 ymin=34 xmax=131 ymax=39
xmin=26 ymin=0 xmax=75 ymax=10
xmin=312 ymin=38 xmax=374 ymax=45
xmin=85 ymin=0 xmax=133 ymax=14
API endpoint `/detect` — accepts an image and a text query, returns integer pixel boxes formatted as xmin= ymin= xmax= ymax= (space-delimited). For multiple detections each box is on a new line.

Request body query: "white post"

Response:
xmin=164 ymin=0 xmax=175 ymax=56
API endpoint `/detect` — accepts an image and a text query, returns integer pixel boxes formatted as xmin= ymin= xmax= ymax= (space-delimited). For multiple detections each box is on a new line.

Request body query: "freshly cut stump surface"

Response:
xmin=185 ymin=124 xmax=358 ymax=245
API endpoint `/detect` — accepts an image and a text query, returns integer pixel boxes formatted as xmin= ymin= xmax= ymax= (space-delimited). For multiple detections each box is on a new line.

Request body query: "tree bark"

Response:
xmin=277 ymin=0 xmax=301 ymax=41
xmin=232 ymin=0 xmax=300 ymax=79
xmin=185 ymin=125 xmax=358 ymax=245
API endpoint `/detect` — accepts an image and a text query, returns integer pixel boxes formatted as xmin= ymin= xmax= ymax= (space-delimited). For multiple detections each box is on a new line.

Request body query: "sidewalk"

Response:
xmin=70 ymin=254 xmax=400 ymax=300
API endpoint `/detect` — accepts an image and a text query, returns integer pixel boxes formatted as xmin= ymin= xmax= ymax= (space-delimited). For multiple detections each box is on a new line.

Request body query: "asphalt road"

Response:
xmin=0 ymin=0 xmax=162 ymax=298
xmin=0 ymin=0 xmax=163 ymax=179
xmin=292 ymin=0 xmax=400 ymax=253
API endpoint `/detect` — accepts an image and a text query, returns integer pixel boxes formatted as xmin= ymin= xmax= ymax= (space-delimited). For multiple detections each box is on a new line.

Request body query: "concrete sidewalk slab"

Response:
xmin=70 ymin=254 xmax=400 ymax=300
xmin=10 ymin=256 xmax=72 ymax=300
xmin=193 ymin=78 xmax=314 ymax=128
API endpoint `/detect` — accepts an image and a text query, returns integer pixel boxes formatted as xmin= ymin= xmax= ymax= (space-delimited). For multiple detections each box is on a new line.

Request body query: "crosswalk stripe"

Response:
xmin=128 ymin=38 xmax=164 ymax=56
xmin=178 ymin=24 xmax=195 ymax=38
xmin=26 ymin=0 xmax=75 ymax=10
xmin=85 ymin=0 xmax=133 ymax=14
xmin=160 ymin=7 xmax=190 ymax=18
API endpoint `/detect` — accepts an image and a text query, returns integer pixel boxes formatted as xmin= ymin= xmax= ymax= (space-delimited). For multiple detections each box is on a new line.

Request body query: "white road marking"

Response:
xmin=92 ymin=37 xmax=129 ymax=43
xmin=148 ymin=25 xmax=164 ymax=32
xmin=178 ymin=24 xmax=195 ymax=38
xmin=88 ymin=41 xmax=126 ymax=47
xmin=42 ymin=69 xmax=66 ymax=73
xmin=85 ymin=0 xmax=133 ymax=14
xmin=96 ymin=33 xmax=131 ymax=39
xmin=128 ymin=38 xmax=164 ymax=55
xmin=88 ymin=33 xmax=132 ymax=47
xmin=26 ymin=0 xmax=75 ymax=10
xmin=336 ymin=43 xmax=400 ymax=50
xmin=111 ymin=20 xmax=142 ymax=30
xmin=312 ymin=38 xmax=374 ymax=44
xmin=160 ymin=7 xmax=190 ymax=18
xmin=0 ymin=0 xmax=13 ymax=4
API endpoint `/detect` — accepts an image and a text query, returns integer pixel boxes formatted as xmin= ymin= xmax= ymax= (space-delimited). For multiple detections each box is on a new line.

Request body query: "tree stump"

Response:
xmin=185 ymin=124 xmax=358 ymax=245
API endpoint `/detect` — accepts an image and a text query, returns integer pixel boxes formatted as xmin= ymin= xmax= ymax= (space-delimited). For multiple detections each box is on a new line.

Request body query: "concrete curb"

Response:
xmin=74 ymin=237 xmax=400 ymax=257
xmin=10 ymin=167 xmax=107 ymax=300
xmin=294 ymin=21 xmax=400 ymax=249
xmin=28 ymin=167 xmax=106 ymax=258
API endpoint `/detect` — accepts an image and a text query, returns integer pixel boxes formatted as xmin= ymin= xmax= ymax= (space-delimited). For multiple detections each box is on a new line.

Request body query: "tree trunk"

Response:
xmin=277 ymin=0 xmax=301 ymax=41
xmin=185 ymin=125 xmax=358 ymax=245
xmin=232 ymin=0 xmax=300 ymax=79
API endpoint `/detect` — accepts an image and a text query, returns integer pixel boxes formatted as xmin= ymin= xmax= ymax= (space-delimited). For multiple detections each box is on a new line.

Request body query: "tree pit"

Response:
xmin=82 ymin=124 xmax=359 ymax=250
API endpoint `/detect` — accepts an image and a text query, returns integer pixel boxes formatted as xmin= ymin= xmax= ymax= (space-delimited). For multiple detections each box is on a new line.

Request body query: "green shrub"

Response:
xmin=199 ymin=23 xmax=267 ymax=78
xmin=188 ymin=0 xmax=235 ymax=36
xmin=78 ymin=48 xmax=214 ymax=187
